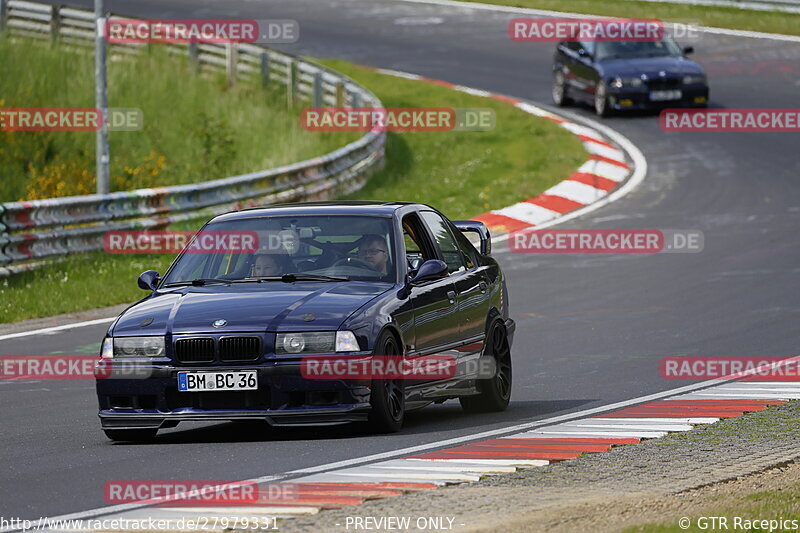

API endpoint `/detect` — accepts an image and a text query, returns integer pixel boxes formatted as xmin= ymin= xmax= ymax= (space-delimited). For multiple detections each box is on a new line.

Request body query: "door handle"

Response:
xmin=447 ymin=290 xmax=456 ymax=304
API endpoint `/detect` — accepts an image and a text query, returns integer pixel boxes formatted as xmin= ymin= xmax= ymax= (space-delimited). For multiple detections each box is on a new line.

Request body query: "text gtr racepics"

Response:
xmin=96 ymin=202 xmax=515 ymax=440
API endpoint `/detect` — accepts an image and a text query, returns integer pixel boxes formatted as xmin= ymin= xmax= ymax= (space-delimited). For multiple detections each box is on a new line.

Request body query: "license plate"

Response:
xmin=650 ymin=90 xmax=682 ymax=101
xmin=177 ymin=371 xmax=257 ymax=392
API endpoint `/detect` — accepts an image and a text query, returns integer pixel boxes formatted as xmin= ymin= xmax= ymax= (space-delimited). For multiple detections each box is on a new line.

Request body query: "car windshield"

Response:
xmin=595 ymin=38 xmax=682 ymax=60
xmin=160 ymin=214 xmax=397 ymax=285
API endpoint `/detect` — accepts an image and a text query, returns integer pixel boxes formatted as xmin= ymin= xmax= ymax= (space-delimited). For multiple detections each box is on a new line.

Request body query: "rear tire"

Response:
xmin=460 ymin=322 xmax=512 ymax=413
xmin=103 ymin=429 xmax=158 ymax=442
xmin=368 ymin=331 xmax=405 ymax=433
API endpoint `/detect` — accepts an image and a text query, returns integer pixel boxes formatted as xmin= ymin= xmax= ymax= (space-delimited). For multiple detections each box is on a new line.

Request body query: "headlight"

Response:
xmin=611 ymin=76 xmax=643 ymax=89
xmin=682 ymin=74 xmax=706 ymax=85
xmin=276 ymin=331 xmax=360 ymax=354
xmin=113 ymin=336 xmax=165 ymax=357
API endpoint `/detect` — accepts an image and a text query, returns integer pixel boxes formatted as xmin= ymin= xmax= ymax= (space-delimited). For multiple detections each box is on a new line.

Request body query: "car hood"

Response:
xmin=598 ymin=56 xmax=704 ymax=79
xmin=111 ymin=282 xmax=392 ymax=335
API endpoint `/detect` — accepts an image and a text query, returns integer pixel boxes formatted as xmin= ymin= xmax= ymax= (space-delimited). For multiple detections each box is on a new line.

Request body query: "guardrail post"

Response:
xmin=260 ymin=51 xmax=270 ymax=87
xmin=50 ymin=5 xmax=62 ymax=45
xmin=351 ymin=90 xmax=362 ymax=109
xmin=188 ymin=42 xmax=200 ymax=72
xmin=335 ymin=81 xmax=345 ymax=108
xmin=287 ymin=60 xmax=297 ymax=107
xmin=0 ymin=0 xmax=8 ymax=37
xmin=312 ymin=71 xmax=323 ymax=108
xmin=226 ymin=43 xmax=238 ymax=87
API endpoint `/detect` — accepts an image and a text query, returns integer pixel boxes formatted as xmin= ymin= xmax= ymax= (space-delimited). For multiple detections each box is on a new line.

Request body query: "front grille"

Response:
xmin=647 ymin=78 xmax=681 ymax=90
xmin=175 ymin=338 xmax=215 ymax=363
xmin=220 ymin=336 xmax=262 ymax=362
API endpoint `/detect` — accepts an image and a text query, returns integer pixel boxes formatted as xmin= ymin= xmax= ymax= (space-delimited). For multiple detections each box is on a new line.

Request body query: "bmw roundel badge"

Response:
xmin=212 ymin=319 xmax=227 ymax=328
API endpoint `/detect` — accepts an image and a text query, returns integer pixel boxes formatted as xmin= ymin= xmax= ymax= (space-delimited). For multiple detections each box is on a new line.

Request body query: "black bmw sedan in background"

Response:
xmin=552 ymin=37 xmax=710 ymax=116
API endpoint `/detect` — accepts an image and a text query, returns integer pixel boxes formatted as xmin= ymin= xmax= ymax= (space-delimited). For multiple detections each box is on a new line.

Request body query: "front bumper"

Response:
xmin=608 ymin=85 xmax=709 ymax=110
xmin=96 ymin=361 xmax=372 ymax=429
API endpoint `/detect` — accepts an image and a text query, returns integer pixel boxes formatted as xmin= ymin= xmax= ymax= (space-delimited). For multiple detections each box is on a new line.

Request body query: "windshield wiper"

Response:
xmin=247 ymin=274 xmax=349 ymax=283
xmin=162 ymin=278 xmax=233 ymax=287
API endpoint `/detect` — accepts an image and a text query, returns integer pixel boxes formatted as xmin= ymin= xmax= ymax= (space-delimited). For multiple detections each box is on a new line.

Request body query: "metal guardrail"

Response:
xmin=0 ymin=0 xmax=386 ymax=274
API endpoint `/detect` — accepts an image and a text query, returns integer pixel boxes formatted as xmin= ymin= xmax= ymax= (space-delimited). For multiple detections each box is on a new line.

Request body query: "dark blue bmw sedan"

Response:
xmin=552 ymin=36 xmax=709 ymax=116
xmin=96 ymin=202 xmax=515 ymax=441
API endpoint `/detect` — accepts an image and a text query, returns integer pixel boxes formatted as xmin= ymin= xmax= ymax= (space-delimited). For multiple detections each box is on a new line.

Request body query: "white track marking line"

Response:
xmin=562 ymin=421 xmax=694 ymax=431
xmin=375 ymin=68 xmax=422 ymax=80
xmin=453 ymin=85 xmax=491 ymax=97
xmin=585 ymin=417 xmax=719 ymax=424
xmin=406 ymin=458 xmax=550 ymax=467
xmin=0 ymin=317 xmax=115 ymax=341
xmin=518 ymin=429 xmax=669 ymax=438
xmin=372 ymin=460 xmax=517 ymax=473
xmin=330 ymin=468 xmax=481 ymax=481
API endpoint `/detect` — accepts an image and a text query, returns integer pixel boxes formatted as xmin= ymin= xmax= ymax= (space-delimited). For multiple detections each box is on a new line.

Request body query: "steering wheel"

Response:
xmin=332 ymin=257 xmax=378 ymax=271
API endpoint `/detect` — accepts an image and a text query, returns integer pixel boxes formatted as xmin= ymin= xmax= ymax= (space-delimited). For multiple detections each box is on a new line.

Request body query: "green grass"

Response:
xmin=0 ymin=253 xmax=175 ymax=323
xmin=624 ymin=481 xmax=800 ymax=532
xmin=321 ymin=60 xmax=585 ymax=221
xmin=1 ymin=58 xmax=585 ymax=323
xmin=0 ymin=37 xmax=356 ymax=201
xmin=456 ymin=0 xmax=800 ymax=37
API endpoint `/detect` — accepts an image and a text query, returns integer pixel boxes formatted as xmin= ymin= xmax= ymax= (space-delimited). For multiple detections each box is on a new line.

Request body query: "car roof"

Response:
xmin=210 ymin=201 xmax=422 ymax=223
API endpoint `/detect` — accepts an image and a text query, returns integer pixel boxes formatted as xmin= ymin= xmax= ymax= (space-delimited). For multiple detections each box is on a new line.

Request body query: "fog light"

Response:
xmin=694 ymin=96 xmax=707 ymax=103
xmin=619 ymin=99 xmax=633 ymax=106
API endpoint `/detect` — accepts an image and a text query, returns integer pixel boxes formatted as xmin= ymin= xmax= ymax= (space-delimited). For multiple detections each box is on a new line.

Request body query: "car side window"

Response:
xmin=452 ymin=227 xmax=478 ymax=270
xmin=402 ymin=213 xmax=433 ymax=271
xmin=420 ymin=211 xmax=466 ymax=275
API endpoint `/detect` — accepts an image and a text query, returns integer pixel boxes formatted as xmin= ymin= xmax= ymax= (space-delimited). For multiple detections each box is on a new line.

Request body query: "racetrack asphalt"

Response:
xmin=1 ymin=0 xmax=799 ymax=520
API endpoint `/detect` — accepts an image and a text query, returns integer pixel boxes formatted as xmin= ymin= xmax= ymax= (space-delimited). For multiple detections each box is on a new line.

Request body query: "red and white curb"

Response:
xmin=372 ymin=68 xmax=639 ymax=237
xmin=53 ymin=378 xmax=798 ymax=531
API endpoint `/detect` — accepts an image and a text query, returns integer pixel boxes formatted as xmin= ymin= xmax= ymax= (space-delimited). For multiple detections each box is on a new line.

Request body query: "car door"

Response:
xmin=559 ymin=40 xmax=597 ymax=100
xmin=402 ymin=213 xmax=460 ymax=356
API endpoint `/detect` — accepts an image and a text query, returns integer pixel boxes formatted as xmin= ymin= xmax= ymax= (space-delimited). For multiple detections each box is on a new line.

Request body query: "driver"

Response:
xmin=357 ymin=235 xmax=390 ymax=275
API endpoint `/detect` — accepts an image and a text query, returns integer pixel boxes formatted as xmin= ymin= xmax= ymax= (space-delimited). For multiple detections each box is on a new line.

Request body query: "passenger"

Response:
xmin=251 ymin=254 xmax=291 ymax=277
xmin=357 ymin=235 xmax=390 ymax=275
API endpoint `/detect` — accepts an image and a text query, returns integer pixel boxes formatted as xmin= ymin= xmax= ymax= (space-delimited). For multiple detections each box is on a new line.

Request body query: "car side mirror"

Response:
xmin=137 ymin=270 xmax=161 ymax=291
xmin=409 ymin=259 xmax=448 ymax=285
xmin=453 ymin=220 xmax=491 ymax=256
xmin=683 ymin=46 xmax=694 ymax=55
xmin=578 ymin=48 xmax=592 ymax=60
xmin=398 ymin=259 xmax=448 ymax=299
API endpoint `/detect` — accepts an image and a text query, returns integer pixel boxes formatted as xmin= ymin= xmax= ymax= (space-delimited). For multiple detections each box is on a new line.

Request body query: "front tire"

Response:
xmin=552 ymin=71 xmax=572 ymax=107
xmin=594 ymin=80 xmax=611 ymax=117
xmin=460 ymin=322 xmax=512 ymax=413
xmin=368 ymin=331 xmax=405 ymax=433
xmin=103 ymin=429 xmax=158 ymax=442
